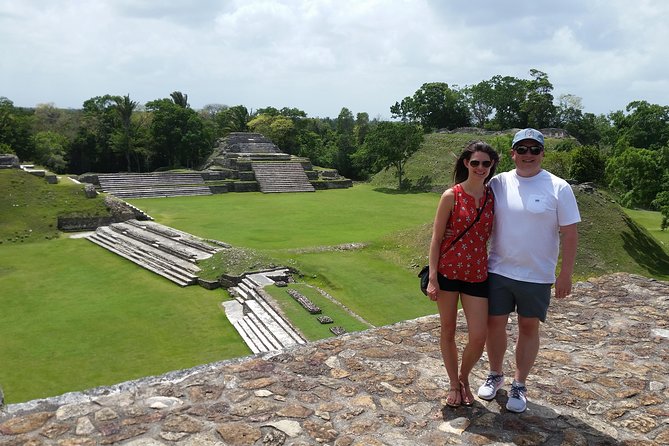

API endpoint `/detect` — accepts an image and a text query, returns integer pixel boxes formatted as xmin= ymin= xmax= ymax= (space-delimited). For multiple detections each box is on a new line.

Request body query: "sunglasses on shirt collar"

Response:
xmin=468 ymin=160 xmax=492 ymax=168
xmin=514 ymin=145 xmax=543 ymax=155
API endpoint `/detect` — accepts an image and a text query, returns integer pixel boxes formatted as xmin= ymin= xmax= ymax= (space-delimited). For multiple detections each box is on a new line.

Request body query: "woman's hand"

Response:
xmin=426 ymin=279 xmax=439 ymax=301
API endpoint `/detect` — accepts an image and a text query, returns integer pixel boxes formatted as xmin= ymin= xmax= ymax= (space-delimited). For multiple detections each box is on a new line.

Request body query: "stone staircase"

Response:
xmin=251 ymin=161 xmax=315 ymax=193
xmin=223 ymin=270 xmax=307 ymax=353
xmin=98 ymin=173 xmax=212 ymax=199
xmin=85 ymin=220 xmax=225 ymax=286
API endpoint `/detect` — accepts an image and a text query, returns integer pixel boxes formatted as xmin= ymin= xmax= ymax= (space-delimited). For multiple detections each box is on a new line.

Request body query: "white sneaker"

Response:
xmin=477 ymin=373 xmax=504 ymax=400
xmin=506 ymin=382 xmax=527 ymax=413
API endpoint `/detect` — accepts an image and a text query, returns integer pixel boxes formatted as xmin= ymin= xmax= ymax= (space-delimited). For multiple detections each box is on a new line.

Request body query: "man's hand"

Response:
xmin=554 ymin=272 xmax=572 ymax=299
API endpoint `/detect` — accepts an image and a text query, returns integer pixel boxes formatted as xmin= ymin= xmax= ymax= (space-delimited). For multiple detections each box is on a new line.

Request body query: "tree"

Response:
xmin=569 ymin=145 xmax=606 ymax=184
xmin=611 ymin=101 xmax=669 ymax=150
xmin=32 ymin=131 xmax=68 ymax=172
xmin=487 ymin=75 xmax=528 ymax=130
xmin=170 ymin=91 xmax=189 ymax=108
xmin=146 ymin=96 xmax=212 ymax=169
xmin=390 ymin=97 xmax=417 ymax=123
xmin=334 ymin=108 xmax=357 ymax=178
xmin=33 ymin=103 xmax=80 ymax=142
xmin=0 ymin=97 xmax=34 ymax=160
xmin=71 ymin=95 xmax=118 ymax=172
xmin=295 ymin=118 xmax=338 ymax=168
xmin=216 ymin=105 xmax=249 ymax=135
xmin=112 ymin=94 xmax=139 ymax=171
xmin=606 ymin=147 xmax=663 ymax=208
xmin=390 ymin=82 xmax=470 ymax=131
xmin=247 ymin=114 xmax=295 ymax=152
xmin=279 ymin=107 xmax=307 ymax=120
xmin=564 ymin=112 xmax=610 ymax=147
xmin=522 ymin=69 xmax=555 ymax=128
xmin=462 ymin=81 xmax=495 ymax=128
xmin=651 ymin=191 xmax=669 ymax=230
xmin=355 ymin=122 xmax=423 ymax=189
xmin=554 ymin=94 xmax=583 ymax=127
xmin=354 ymin=112 xmax=370 ymax=146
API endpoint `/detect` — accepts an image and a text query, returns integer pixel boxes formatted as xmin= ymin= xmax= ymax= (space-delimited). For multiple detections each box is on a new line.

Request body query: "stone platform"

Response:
xmin=0 ymin=273 xmax=667 ymax=445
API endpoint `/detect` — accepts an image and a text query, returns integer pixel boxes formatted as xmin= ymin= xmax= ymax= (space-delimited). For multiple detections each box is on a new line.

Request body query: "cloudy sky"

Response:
xmin=2 ymin=0 xmax=668 ymax=119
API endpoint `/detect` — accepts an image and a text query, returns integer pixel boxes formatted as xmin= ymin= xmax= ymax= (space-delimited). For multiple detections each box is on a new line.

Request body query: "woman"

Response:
xmin=427 ymin=141 xmax=498 ymax=407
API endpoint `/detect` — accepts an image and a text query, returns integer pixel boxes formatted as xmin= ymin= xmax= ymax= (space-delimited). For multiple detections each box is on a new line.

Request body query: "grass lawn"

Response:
xmin=624 ymin=208 xmax=669 ymax=251
xmin=276 ymin=247 xmax=437 ymax=327
xmin=0 ymin=170 xmax=110 ymax=244
xmin=128 ymin=184 xmax=438 ymax=249
xmin=0 ymin=237 xmax=249 ymax=403
xmin=263 ymin=283 xmax=372 ymax=341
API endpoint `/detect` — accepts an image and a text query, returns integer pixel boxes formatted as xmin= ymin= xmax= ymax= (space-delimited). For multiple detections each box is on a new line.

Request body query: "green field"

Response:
xmin=624 ymin=208 xmax=669 ymax=249
xmin=0 ymin=237 xmax=248 ymax=403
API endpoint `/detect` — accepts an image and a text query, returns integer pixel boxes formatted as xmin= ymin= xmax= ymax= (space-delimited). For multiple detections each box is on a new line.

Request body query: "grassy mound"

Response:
xmin=0 ymin=169 xmax=111 ymax=244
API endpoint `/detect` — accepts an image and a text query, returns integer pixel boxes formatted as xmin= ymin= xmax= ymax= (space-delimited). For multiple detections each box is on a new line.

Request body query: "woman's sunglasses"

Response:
xmin=514 ymin=145 xmax=543 ymax=155
xmin=469 ymin=160 xmax=492 ymax=168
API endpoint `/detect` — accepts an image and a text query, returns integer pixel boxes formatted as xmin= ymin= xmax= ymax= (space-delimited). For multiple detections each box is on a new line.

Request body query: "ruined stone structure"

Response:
xmin=224 ymin=270 xmax=308 ymax=354
xmin=86 ymin=219 xmax=227 ymax=286
xmin=97 ymin=172 xmax=213 ymax=199
xmin=86 ymin=133 xmax=352 ymax=199
xmin=0 ymin=154 xmax=19 ymax=169
xmin=201 ymin=133 xmax=352 ymax=193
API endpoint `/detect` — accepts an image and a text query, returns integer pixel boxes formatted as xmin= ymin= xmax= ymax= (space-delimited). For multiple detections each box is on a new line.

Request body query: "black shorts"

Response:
xmin=437 ymin=273 xmax=489 ymax=298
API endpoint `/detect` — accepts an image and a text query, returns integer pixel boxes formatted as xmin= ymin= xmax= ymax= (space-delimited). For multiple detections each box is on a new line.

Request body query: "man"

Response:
xmin=477 ymin=128 xmax=580 ymax=413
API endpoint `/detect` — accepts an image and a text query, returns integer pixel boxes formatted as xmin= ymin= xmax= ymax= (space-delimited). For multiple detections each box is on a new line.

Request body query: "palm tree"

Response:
xmin=170 ymin=91 xmax=189 ymax=108
xmin=113 ymin=94 xmax=139 ymax=171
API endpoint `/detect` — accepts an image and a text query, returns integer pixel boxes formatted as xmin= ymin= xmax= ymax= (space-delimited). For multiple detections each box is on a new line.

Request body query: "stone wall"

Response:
xmin=0 ymin=154 xmax=19 ymax=168
xmin=57 ymin=216 xmax=116 ymax=231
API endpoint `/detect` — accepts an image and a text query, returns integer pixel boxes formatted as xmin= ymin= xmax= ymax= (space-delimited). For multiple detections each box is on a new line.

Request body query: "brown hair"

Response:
xmin=453 ymin=140 xmax=499 ymax=184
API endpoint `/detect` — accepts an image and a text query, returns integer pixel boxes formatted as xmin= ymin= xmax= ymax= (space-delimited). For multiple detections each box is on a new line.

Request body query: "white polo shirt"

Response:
xmin=488 ymin=169 xmax=581 ymax=284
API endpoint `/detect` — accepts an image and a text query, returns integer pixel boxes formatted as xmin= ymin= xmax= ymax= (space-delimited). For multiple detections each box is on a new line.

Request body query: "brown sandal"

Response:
xmin=446 ymin=385 xmax=462 ymax=407
xmin=460 ymin=381 xmax=474 ymax=406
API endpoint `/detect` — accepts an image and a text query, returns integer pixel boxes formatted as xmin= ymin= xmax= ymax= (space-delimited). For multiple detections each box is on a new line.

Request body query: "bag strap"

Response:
xmin=444 ymin=187 xmax=489 ymax=252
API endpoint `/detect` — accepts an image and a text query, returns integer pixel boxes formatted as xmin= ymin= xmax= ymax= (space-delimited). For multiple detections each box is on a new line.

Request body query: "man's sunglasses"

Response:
xmin=514 ymin=145 xmax=543 ymax=155
xmin=469 ymin=160 xmax=492 ymax=168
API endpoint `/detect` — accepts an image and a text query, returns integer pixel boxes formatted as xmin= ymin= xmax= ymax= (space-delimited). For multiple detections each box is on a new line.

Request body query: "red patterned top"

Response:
xmin=438 ymin=183 xmax=494 ymax=283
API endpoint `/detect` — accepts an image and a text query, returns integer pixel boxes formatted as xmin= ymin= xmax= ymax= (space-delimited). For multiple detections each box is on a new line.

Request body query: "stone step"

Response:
xmin=86 ymin=234 xmax=195 ymax=286
xmin=91 ymin=230 xmax=199 ymax=277
xmin=251 ymin=162 xmax=315 ymax=193
xmin=124 ymin=220 xmax=219 ymax=255
xmin=91 ymin=228 xmax=201 ymax=276
xmin=233 ymin=320 xmax=265 ymax=354
xmin=107 ymin=222 xmax=217 ymax=262
xmin=244 ymin=300 xmax=302 ymax=349
xmin=98 ymin=173 xmax=212 ymax=199
xmin=106 ymin=188 xmax=212 ymax=199
xmin=245 ymin=313 xmax=284 ymax=351
xmin=254 ymin=292 xmax=306 ymax=346
xmin=85 ymin=220 xmax=224 ymax=286
xmin=230 ymin=285 xmax=252 ymax=301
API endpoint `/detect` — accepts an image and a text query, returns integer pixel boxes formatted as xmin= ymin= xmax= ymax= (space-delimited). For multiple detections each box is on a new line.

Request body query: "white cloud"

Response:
xmin=1 ymin=0 xmax=669 ymax=118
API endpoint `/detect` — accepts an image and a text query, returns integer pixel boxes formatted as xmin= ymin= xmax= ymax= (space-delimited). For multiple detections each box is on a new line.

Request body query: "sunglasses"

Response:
xmin=469 ymin=160 xmax=492 ymax=168
xmin=514 ymin=145 xmax=543 ymax=155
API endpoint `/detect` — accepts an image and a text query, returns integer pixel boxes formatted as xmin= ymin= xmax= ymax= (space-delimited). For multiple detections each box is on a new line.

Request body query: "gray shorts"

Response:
xmin=488 ymin=273 xmax=552 ymax=322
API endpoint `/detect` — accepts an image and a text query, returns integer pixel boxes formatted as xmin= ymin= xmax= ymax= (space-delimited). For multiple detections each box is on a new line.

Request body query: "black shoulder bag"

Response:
xmin=419 ymin=188 xmax=489 ymax=295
